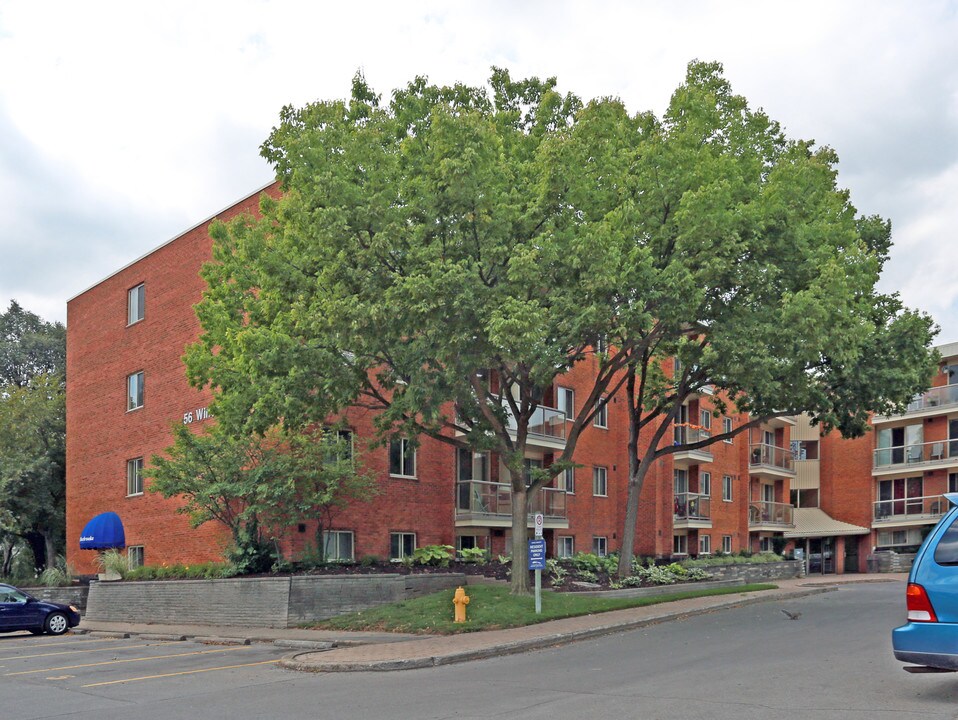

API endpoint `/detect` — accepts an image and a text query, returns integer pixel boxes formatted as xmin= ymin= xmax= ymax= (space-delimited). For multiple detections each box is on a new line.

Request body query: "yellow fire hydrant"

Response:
xmin=453 ymin=586 xmax=470 ymax=623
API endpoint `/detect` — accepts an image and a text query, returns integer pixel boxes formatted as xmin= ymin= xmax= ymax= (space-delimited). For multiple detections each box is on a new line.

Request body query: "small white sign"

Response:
xmin=534 ymin=512 xmax=544 ymax=538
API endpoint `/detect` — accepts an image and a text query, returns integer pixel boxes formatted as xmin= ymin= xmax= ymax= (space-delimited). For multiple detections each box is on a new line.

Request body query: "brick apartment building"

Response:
xmin=63 ymin=184 xmax=937 ymax=576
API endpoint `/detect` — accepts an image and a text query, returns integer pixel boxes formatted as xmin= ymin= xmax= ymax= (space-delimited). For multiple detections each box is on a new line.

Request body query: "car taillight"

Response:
xmin=906 ymin=583 xmax=938 ymax=622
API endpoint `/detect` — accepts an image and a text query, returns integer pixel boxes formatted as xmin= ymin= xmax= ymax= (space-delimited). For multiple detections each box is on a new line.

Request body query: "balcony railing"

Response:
xmin=905 ymin=384 xmax=958 ymax=414
xmin=456 ymin=480 xmax=568 ymax=520
xmin=674 ymin=492 xmax=711 ymax=520
xmin=749 ymin=443 xmax=795 ymax=473
xmin=874 ymin=494 xmax=949 ymax=523
xmin=748 ymin=500 xmax=794 ymax=527
xmin=873 ymin=440 xmax=958 ymax=470
xmin=504 ymin=403 xmax=567 ymax=441
xmin=674 ymin=426 xmax=711 ymax=445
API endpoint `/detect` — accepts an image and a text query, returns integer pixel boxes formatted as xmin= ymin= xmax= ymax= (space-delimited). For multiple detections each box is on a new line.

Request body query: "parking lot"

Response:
xmin=0 ymin=630 xmax=292 ymax=716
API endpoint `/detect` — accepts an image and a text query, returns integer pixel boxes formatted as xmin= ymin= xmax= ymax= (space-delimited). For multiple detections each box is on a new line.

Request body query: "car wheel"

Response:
xmin=45 ymin=612 xmax=69 ymax=635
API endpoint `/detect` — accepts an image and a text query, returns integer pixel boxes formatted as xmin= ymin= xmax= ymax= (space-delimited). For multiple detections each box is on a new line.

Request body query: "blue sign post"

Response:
xmin=529 ymin=539 xmax=547 ymax=614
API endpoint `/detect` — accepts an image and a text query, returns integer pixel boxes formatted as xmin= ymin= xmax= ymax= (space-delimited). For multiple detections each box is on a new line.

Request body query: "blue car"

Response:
xmin=893 ymin=492 xmax=958 ymax=672
xmin=0 ymin=583 xmax=81 ymax=636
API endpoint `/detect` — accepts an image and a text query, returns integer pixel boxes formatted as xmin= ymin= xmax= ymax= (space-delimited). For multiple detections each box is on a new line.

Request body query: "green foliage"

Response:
xmin=546 ymin=558 xmax=568 ymax=587
xmin=0 ymin=300 xmax=66 ymax=387
xmin=37 ymin=555 xmax=74 ymax=587
xmin=95 ymin=549 xmax=128 ymax=578
xmin=410 ymin=544 xmax=455 ymax=567
xmin=684 ymin=552 xmax=783 ymax=567
xmin=457 ymin=547 xmax=489 ymax=564
xmin=124 ymin=562 xmax=236 ymax=581
xmin=359 ymin=555 xmax=382 ymax=567
xmin=148 ymin=423 xmax=377 ymax=571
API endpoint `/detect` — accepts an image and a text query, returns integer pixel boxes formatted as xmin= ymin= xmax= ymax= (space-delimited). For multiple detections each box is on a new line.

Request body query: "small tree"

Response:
xmin=148 ymin=423 xmax=375 ymax=572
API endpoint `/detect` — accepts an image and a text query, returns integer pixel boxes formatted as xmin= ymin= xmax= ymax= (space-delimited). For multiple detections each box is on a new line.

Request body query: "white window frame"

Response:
xmin=127 ymin=283 xmax=145 ymax=325
xmin=128 ymin=545 xmax=144 ymax=570
xmin=127 ymin=371 xmax=144 ymax=411
xmin=557 ymin=386 xmax=575 ymax=418
xmin=593 ymin=466 xmax=608 ymax=497
xmin=126 ymin=457 xmax=144 ymax=496
xmin=673 ymin=534 xmax=688 ymax=555
xmin=593 ymin=536 xmax=608 ymax=557
xmin=699 ymin=534 xmax=711 ymax=555
xmin=701 ymin=471 xmax=711 ymax=496
xmin=323 ymin=530 xmax=355 ymax=562
xmin=593 ymin=398 xmax=608 ymax=428
xmin=722 ymin=475 xmax=733 ymax=502
xmin=759 ymin=536 xmax=773 ymax=553
xmin=700 ymin=409 xmax=711 ymax=431
xmin=557 ymin=536 xmax=574 ymax=558
xmin=722 ymin=535 xmax=732 ymax=554
xmin=389 ymin=532 xmax=416 ymax=561
xmin=559 ymin=467 xmax=575 ymax=494
xmin=389 ymin=438 xmax=416 ymax=478
xmin=723 ymin=416 xmax=733 ymax=442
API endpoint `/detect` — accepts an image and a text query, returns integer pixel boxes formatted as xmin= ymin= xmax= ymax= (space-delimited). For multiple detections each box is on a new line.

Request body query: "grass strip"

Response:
xmin=311 ymin=583 xmax=777 ymax=634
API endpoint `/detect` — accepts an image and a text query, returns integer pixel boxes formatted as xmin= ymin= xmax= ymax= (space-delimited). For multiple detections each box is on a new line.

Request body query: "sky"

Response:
xmin=1 ymin=1 xmax=957 ymax=340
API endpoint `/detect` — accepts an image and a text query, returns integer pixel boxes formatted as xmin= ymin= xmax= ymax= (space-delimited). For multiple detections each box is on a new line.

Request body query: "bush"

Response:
xmin=458 ymin=547 xmax=489 ymax=564
xmin=95 ymin=549 xmax=127 ymax=578
xmin=410 ymin=544 xmax=455 ymax=567
xmin=124 ymin=562 xmax=235 ymax=581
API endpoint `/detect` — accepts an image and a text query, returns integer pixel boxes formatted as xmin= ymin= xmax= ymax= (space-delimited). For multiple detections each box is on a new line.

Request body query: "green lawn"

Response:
xmin=311 ymin=583 xmax=777 ymax=634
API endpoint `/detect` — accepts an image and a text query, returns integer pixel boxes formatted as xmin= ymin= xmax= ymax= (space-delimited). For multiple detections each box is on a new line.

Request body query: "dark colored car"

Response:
xmin=0 ymin=583 xmax=81 ymax=635
xmin=893 ymin=493 xmax=958 ymax=672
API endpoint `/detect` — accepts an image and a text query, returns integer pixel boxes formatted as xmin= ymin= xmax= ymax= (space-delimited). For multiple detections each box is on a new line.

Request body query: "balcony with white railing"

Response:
xmin=872 ymin=440 xmax=958 ymax=475
xmin=673 ymin=492 xmax=712 ymax=529
xmin=455 ymin=480 xmax=568 ymax=527
xmin=748 ymin=501 xmax=795 ymax=531
xmin=503 ymin=403 xmax=568 ymax=451
xmin=873 ymin=494 xmax=949 ymax=526
xmin=874 ymin=384 xmax=958 ymax=423
xmin=672 ymin=426 xmax=714 ymax=468
xmin=749 ymin=443 xmax=796 ymax=479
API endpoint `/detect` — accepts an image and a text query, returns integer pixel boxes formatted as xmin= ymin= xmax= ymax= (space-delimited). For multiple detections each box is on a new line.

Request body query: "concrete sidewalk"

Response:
xmin=76 ymin=573 xmax=907 ymax=672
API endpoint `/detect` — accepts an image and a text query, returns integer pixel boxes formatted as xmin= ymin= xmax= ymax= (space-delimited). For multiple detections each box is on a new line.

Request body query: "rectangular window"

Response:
xmin=699 ymin=534 xmax=711 ymax=555
xmin=673 ymin=534 xmax=688 ymax=555
xmin=457 ymin=448 xmax=488 ymax=482
xmin=557 ymin=536 xmax=574 ymax=558
xmin=759 ymin=537 xmax=773 ymax=553
xmin=595 ymin=336 xmax=608 ymax=355
xmin=127 ymin=284 xmax=145 ymax=325
xmin=722 ymin=475 xmax=733 ymax=502
xmin=126 ymin=458 xmax=143 ymax=496
xmin=557 ymin=387 xmax=575 ymax=418
xmin=722 ymin=535 xmax=732 ymax=554
xmin=128 ymin=546 xmax=144 ymax=570
xmin=701 ymin=471 xmax=711 ymax=496
xmin=127 ymin=371 xmax=144 ymax=411
xmin=723 ymin=416 xmax=733 ymax=442
xmin=323 ymin=530 xmax=354 ymax=562
xmin=558 ymin=467 xmax=575 ymax=493
xmin=700 ymin=409 xmax=711 ymax=431
xmin=389 ymin=438 xmax=416 ymax=477
xmin=790 ymin=440 xmax=819 ymax=461
xmin=324 ymin=428 xmax=353 ymax=463
xmin=593 ymin=466 xmax=608 ymax=497
xmin=593 ymin=536 xmax=608 ymax=557
xmin=950 ymin=473 xmax=958 ymax=494
xmin=593 ymin=398 xmax=608 ymax=428
xmin=389 ymin=532 xmax=416 ymax=560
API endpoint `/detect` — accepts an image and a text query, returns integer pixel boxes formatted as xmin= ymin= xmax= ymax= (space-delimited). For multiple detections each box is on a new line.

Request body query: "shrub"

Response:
xmin=546 ymin=558 xmax=568 ymax=587
xmin=458 ymin=547 xmax=489 ymax=564
xmin=95 ymin=549 xmax=127 ymax=578
xmin=359 ymin=555 xmax=382 ymax=567
xmin=410 ymin=544 xmax=455 ymax=567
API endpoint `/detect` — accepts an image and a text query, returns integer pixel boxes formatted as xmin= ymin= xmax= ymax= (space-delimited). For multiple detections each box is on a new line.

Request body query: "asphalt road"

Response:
xmin=4 ymin=582 xmax=958 ymax=720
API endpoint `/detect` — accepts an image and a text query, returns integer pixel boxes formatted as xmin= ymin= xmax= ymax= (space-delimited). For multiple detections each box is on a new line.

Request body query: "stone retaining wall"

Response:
xmin=86 ymin=573 xmax=467 ymax=627
xmin=23 ymin=586 xmax=90 ymax=613
xmin=694 ymin=560 xmax=804 ymax=583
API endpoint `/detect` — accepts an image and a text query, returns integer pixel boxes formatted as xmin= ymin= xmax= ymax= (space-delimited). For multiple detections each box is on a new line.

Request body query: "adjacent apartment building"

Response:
xmin=63 ymin=185 xmax=939 ymax=576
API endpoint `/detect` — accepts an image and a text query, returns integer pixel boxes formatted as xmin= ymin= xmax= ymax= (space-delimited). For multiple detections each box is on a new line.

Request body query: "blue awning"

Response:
xmin=79 ymin=512 xmax=126 ymax=549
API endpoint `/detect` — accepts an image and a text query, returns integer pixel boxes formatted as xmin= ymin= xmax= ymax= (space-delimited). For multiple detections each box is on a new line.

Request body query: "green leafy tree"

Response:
xmin=0 ymin=374 xmax=66 ymax=575
xmin=610 ymin=62 xmax=937 ymax=577
xmin=0 ymin=301 xmax=66 ymax=387
xmin=147 ymin=423 xmax=376 ymax=572
xmin=186 ymin=70 xmax=647 ymax=594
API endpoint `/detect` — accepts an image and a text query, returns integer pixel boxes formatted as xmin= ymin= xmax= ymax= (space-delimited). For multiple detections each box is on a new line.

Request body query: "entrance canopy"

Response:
xmin=79 ymin=512 xmax=126 ymax=549
xmin=784 ymin=508 xmax=869 ymax=539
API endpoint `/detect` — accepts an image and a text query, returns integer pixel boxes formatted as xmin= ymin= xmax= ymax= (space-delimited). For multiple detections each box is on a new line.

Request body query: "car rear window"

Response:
xmin=934 ymin=515 xmax=958 ymax=565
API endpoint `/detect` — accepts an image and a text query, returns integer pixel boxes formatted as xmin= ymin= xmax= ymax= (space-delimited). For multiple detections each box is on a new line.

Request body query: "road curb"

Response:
xmin=279 ymin=586 xmax=834 ymax=673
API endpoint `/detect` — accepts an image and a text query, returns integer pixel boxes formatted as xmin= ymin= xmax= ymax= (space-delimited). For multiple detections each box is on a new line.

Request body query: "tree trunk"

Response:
xmin=617 ymin=455 xmax=653 ymax=578
xmin=45 ymin=533 xmax=57 ymax=572
xmin=509 ymin=478 xmax=531 ymax=595
xmin=1 ymin=541 xmax=13 ymax=577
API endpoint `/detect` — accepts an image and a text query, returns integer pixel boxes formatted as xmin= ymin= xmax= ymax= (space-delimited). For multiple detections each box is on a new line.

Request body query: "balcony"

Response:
xmin=873 ymin=440 xmax=958 ymax=475
xmin=504 ymin=403 xmax=567 ymax=451
xmin=748 ymin=501 xmax=795 ymax=531
xmin=873 ymin=494 xmax=948 ymax=526
xmin=672 ymin=426 xmax=714 ymax=468
xmin=873 ymin=384 xmax=958 ymax=424
xmin=673 ymin=492 xmax=712 ymax=529
xmin=749 ymin=443 xmax=796 ymax=479
xmin=455 ymin=480 xmax=568 ymax=528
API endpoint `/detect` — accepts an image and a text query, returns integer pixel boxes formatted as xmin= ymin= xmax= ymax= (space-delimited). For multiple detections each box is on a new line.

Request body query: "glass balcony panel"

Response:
xmin=673 ymin=492 xmax=711 ymax=520
xmin=504 ymin=403 xmax=567 ymax=440
xmin=874 ymin=494 xmax=948 ymax=522
xmin=455 ymin=480 xmax=568 ymax=520
xmin=873 ymin=440 xmax=957 ymax=470
xmin=748 ymin=500 xmax=794 ymax=526
xmin=749 ymin=443 xmax=795 ymax=472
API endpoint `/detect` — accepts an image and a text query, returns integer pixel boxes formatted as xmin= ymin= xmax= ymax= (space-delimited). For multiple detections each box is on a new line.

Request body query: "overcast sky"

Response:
xmin=1 ymin=1 xmax=956 ymax=341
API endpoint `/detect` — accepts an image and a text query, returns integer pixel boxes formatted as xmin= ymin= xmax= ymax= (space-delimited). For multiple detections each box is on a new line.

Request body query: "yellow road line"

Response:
xmin=0 ymin=637 xmax=116 ymax=653
xmin=81 ymin=659 xmax=280 ymax=687
xmin=6 ymin=646 xmax=251 ymax=676
xmin=0 ymin=641 xmax=175 ymax=661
